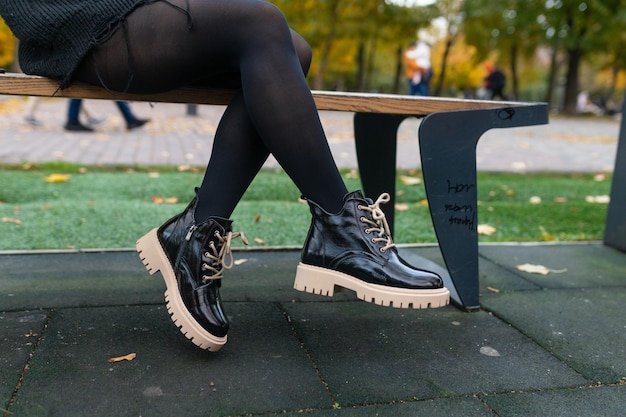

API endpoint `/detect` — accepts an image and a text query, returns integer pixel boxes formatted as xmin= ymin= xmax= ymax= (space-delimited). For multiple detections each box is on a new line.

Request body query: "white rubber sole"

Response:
xmin=136 ymin=228 xmax=227 ymax=351
xmin=294 ymin=263 xmax=450 ymax=309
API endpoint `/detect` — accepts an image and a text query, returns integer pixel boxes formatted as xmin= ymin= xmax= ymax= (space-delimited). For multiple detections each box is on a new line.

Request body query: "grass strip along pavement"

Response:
xmin=0 ymin=163 xmax=612 ymax=251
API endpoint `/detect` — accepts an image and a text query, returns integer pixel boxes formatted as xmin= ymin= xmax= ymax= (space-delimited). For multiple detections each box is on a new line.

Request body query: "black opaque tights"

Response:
xmin=74 ymin=0 xmax=348 ymax=219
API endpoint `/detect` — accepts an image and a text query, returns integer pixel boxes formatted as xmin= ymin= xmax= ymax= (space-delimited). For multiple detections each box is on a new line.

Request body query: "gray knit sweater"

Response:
xmin=0 ymin=0 xmax=151 ymax=87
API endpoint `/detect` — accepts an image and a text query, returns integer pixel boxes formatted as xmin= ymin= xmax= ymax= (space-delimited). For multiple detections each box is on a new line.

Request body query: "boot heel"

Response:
xmin=136 ymin=228 xmax=168 ymax=276
xmin=294 ymin=263 xmax=338 ymax=296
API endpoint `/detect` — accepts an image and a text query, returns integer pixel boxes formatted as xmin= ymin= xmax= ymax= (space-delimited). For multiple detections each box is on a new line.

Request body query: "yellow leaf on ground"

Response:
xmin=43 ymin=173 xmax=71 ymax=183
xmin=108 ymin=353 xmax=137 ymax=363
xmin=2 ymin=217 xmax=22 ymax=225
xmin=151 ymin=196 xmax=178 ymax=204
xmin=254 ymin=237 xmax=266 ymax=245
xmin=477 ymin=224 xmax=496 ymax=236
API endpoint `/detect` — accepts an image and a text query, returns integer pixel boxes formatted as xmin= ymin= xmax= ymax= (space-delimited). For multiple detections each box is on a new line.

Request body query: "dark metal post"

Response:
xmin=604 ymin=96 xmax=626 ymax=251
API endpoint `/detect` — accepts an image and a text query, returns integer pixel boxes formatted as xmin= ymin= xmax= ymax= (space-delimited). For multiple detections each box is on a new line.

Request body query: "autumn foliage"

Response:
xmin=0 ymin=17 xmax=16 ymax=68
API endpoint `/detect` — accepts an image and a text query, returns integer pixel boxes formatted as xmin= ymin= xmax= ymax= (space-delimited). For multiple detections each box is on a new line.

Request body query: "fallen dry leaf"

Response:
xmin=585 ymin=195 xmax=610 ymax=204
xmin=477 ymin=224 xmax=496 ymax=236
xmin=399 ymin=175 xmax=422 ymax=185
xmin=108 ymin=353 xmax=136 ymax=363
xmin=254 ymin=237 xmax=266 ymax=245
xmin=539 ymin=226 xmax=555 ymax=241
xmin=479 ymin=346 xmax=501 ymax=357
xmin=529 ymin=196 xmax=542 ymax=204
xmin=234 ymin=259 xmax=248 ymax=266
xmin=487 ymin=286 xmax=500 ymax=293
xmin=516 ymin=263 xmax=567 ymax=275
xmin=254 ymin=214 xmax=262 ymax=223
xmin=395 ymin=203 xmax=410 ymax=211
xmin=2 ymin=217 xmax=22 ymax=225
xmin=43 ymin=173 xmax=71 ymax=183
xmin=151 ymin=196 xmax=178 ymax=204
xmin=345 ymin=169 xmax=358 ymax=179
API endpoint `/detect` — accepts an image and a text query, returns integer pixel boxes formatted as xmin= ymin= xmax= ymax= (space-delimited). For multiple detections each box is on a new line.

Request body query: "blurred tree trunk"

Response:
xmin=562 ymin=47 xmax=582 ymax=114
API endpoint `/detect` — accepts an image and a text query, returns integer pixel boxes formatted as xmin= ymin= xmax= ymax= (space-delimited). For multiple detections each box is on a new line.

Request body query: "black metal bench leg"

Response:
xmin=353 ymin=112 xmax=406 ymax=232
xmin=419 ymin=106 xmax=548 ymax=310
xmin=604 ymin=97 xmax=626 ymax=251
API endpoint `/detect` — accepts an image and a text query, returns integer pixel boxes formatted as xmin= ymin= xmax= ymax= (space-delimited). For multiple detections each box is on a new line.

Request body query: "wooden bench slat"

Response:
xmin=0 ymin=72 xmax=533 ymax=116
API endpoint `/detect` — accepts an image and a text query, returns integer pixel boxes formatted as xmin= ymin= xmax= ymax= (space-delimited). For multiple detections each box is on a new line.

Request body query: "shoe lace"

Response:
xmin=202 ymin=230 xmax=249 ymax=282
xmin=358 ymin=193 xmax=395 ymax=253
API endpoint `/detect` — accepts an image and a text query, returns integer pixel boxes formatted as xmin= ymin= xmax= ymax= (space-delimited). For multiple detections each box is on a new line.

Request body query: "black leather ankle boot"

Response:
xmin=136 ymin=196 xmax=247 ymax=351
xmin=295 ymin=191 xmax=449 ymax=309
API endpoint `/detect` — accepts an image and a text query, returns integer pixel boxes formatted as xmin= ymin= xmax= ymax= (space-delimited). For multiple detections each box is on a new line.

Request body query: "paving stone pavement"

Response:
xmin=0 ymin=244 xmax=625 ymax=417
xmin=0 ymin=96 xmax=621 ymax=172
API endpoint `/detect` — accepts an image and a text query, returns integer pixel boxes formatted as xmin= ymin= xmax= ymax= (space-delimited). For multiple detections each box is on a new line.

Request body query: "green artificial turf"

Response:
xmin=0 ymin=163 xmax=612 ymax=250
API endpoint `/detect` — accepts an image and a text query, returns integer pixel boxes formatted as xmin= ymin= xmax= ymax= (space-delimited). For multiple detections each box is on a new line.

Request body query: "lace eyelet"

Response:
xmin=379 ymin=247 xmax=386 ymax=253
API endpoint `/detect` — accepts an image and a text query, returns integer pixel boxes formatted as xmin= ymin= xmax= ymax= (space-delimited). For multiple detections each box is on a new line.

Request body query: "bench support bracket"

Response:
xmin=354 ymin=105 xmax=548 ymax=310
xmin=604 ymin=97 xmax=626 ymax=252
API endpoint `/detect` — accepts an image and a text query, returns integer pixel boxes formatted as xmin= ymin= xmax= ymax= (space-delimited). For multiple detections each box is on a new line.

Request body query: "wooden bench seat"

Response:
xmin=0 ymin=72 xmax=550 ymax=310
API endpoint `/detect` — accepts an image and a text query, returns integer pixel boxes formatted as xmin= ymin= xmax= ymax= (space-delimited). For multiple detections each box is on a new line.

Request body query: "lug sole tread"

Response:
xmin=294 ymin=262 xmax=450 ymax=309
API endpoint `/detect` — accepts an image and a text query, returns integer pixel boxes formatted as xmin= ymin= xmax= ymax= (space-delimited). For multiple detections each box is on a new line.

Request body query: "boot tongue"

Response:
xmin=206 ymin=216 xmax=233 ymax=231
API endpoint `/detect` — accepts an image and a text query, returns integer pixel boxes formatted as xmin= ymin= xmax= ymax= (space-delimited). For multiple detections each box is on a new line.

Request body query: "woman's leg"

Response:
xmin=67 ymin=99 xmax=82 ymax=123
xmin=115 ymin=101 xmax=134 ymax=121
xmin=64 ymin=99 xmax=94 ymax=132
xmin=74 ymin=0 xmax=348 ymax=216
xmin=115 ymin=101 xmax=150 ymax=130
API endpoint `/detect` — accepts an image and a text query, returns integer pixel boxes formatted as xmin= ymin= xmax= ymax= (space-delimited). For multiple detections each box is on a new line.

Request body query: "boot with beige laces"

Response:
xmin=136 ymin=195 xmax=247 ymax=352
xmin=295 ymin=191 xmax=450 ymax=308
